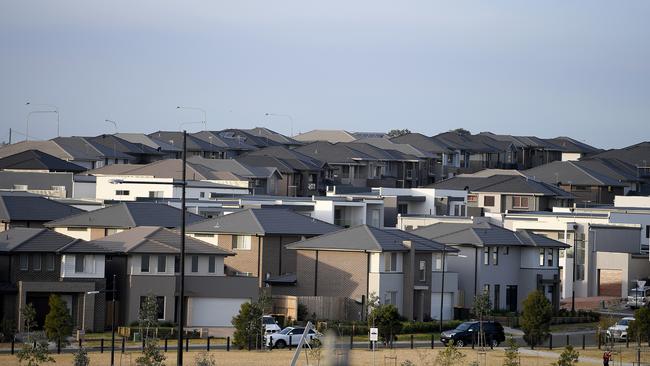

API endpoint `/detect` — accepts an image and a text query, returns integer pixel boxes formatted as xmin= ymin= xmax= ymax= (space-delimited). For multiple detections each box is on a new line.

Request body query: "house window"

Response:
xmin=384 ymin=291 xmax=397 ymax=305
xmin=67 ymin=227 xmax=87 ymax=232
xmin=483 ymin=284 xmax=490 ymax=295
xmin=483 ymin=196 xmax=495 ymax=207
xmin=105 ymin=228 xmax=120 ymax=236
xmin=433 ymin=253 xmax=443 ymax=271
xmin=384 ymin=252 xmax=398 ymax=272
xmin=19 ymin=254 xmax=28 ymax=271
xmin=419 ymin=260 xmax=426 ymax=282
xmin=483 ymin=247 xmax=489 ymax=265
xmin=191 ymin=255 xmax=199 ymax=273
xmin=539 ymin=249 xmax=545 ymax=266
xmin=140 ymin=296 xmax=165 ymax=320
xmin=200 ymin=192 xmax=205 ymax=198
xmin=233 ymin=236 xmax=252 ymax=250
xmin=558 ymin=232 xmax=572 ymax=241
xmin=32 ymin=254 xmax=41 ymax=271
xmin=115 ymin=190 xmax=130 ymax=196
xmin=174 ymin=256 xmax=180 ymax=273
xmin=646 ymin=225 xmax=649 ymax=239
xmin=546 ymin=249 xmax=554 ymax=267
xmin=157 ymin=255 xmax=166 ymax=273
xmin=512 ymin=196 xmax=529 ymax=209
xmin=148 ymin=191 xmax=164 ymax=198
xmin=341 ymin=165 xmax=350 ymax=178
xmin=208 ymin=256 xmax=216 ymax=273
xmin=467 ymin=195 xmax=478 ymax=203
xmin=503 ymin=246 xmax=509 ymax=255
xmin=46 ymin=254 xmax=55 ymax=271
xmin=194 ymin=233 xmax=215 ymax=238
xmin=75 ymin=254 xmax=85 ymax=273
xmin=141 ymin=255 xmax=150 ymax=273
xmin=492 ymin=247 xmax=499 ymax=265
xmin=494 ymin=285 xmax=501 ymax=311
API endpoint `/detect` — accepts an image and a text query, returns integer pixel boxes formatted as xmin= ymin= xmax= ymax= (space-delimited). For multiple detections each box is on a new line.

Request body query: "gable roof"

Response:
xmin=0 ymin=192 xmax=83 ymax=222
xmin=584 ymin=141 xmax=650 ymax=167
xmin=53 ymin=136 xmax=132 ymax=160
xmin=242 ymin=146 xmax=326 ymax=171
xmin=356 ymin=138 xmax=436 ymax=158
xmin=432 ymin=132 xmax=504 ymax=153
xmin=478 ymin=132 xmax=563 ymax=150
xmin=293 ymin=130 xmax=358 ymax=143
xmin=45 ymin=202 xmax=205 ymax=228
xmin=545 ymin=137 xmax=601 ymax=154
xmin=0 ymin=140 xmax=75 ymax=161
xmin=115 ymin=133 xmax=183 ymax=152
xmin=245 ymin=128 xmax=303 ymax=146
xmin=186 ymin=208 xmax=339 ymax=236
xmin=0 ymin=150 xmax=86 ymax=173
xmin=285 ymin=225 xmax=457 ymax=253
xmin=524 ymin=160 xmax=628 ymax=187
xmin=89 ymin=226 xmax=233 ymax=255
xmin=188 ymin=156 xmax=282 ymax=179
xmin=428 ymin=174 xmax=573 ymax=197
xmin=148 ymin=131 xmax=225 ymax=152
xmin=411 ymin=222 xmax=569 ymax=248
xmin=0 ymin=228 xmax=108 ymax=253
xmin=192 ymin=131 xmax=257 ymax=151
xmin=294 ymin=141 xmax=377 ymax=164
xmin=390 ymin=133 xmax=451 ymax=154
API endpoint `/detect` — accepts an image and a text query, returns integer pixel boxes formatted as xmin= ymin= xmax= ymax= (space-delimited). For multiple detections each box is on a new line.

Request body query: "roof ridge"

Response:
xmin=123 ymin=203 xmax=138 ymax=227
xmin=363 ymin=225 xmax=385 ymax=251
xmin=247 ymin=209 xmax=266 ymax=235
xmin=7 ymin=228 xmax=48 ymax=251
xmin=567 ymin=161 xmax=605 ymax=185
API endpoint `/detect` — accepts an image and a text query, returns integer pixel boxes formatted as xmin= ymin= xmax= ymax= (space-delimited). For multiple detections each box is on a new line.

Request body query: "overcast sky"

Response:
xmin=1 ymin=1 xmax=648 ymax=148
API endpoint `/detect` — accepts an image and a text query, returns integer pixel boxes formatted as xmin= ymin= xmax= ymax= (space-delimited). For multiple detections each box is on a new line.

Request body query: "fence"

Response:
xmin=297 ymin=296 xmax=363 ymax=321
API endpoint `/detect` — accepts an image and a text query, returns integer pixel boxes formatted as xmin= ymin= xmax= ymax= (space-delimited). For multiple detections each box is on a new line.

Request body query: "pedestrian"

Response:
xmin=603 ymin=350 xmax=612 ymax=366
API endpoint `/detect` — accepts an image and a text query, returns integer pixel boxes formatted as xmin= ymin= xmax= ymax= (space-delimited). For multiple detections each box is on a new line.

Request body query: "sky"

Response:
xmin=1 ymin=1 xmax=649 ymax=149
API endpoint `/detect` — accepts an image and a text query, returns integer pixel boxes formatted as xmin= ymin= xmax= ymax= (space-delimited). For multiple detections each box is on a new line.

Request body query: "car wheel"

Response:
xmin=275 ymin=340 xmax=286 ymax=349
xmin=491 ymin=339 xmax=499 ymax=348
xmin=455 ymin=339 xmax=464 ymax=348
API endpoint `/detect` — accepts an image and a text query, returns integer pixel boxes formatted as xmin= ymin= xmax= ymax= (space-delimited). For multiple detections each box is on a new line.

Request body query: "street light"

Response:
xmin=177 ymin=106 xmax=207 ymax=131
xmin=265 ymin=113 xmax=294 ymax=137
xmin=105 ymin=119 xmax=118 ymax=134
xmin=26 ymin=102 xmax=60 ymax=137
xmin=87 ymin=274 xmax=117 ymax=366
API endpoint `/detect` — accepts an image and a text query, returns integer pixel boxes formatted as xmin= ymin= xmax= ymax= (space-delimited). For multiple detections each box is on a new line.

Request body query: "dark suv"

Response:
xmin=440 ymin=321 xmax=505 ymax=348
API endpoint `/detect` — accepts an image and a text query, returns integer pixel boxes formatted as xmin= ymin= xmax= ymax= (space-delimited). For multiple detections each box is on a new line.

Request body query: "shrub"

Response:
xmin=44 ymin=294 xmax=73 ymax=346
xmin=368 ymin=304 xmax=402 ymax=344
xmin=521 ymin=291 xmax=552 ymax=347
xmin=73 ymin=346 xmax=90 ymax=366
xmin=551 ymin=345 xmax=579 ymax=366
xmin=194 ymin=351 xmax=216 ymax=366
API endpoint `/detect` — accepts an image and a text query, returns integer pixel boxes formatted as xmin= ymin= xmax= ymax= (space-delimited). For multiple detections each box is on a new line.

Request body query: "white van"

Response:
xmin=627 ymin=286 xmax=650 ymax=309
xmin=263 ymin=315 xmax=281 ymax=334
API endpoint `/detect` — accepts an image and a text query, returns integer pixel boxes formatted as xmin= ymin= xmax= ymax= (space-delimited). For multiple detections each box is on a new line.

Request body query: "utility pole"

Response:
xmin=176 ymin=131 xmax=187 ymax=366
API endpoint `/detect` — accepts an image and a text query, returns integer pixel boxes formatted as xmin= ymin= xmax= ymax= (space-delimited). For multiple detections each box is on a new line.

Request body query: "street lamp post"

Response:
xmin=105 ymin=119 xmax=118 ymax=134
xmin=87 ymin=274 xmax=117 ymax=366
xmin=265 ymin=113 xmax=294 ymax=137
xmin=177 ymin=106 xmax=207 ymax=131
xmin=177 ymin=131 xmax=187 ymax=366
xmin=26 ymin=102 xmax=60 ymax=137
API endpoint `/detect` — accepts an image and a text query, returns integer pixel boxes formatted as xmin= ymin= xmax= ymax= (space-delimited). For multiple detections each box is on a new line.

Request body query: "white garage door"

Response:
xmin=430 ymin=293 xmax=454 ymax=321
xmin=188 ymin=297 xmax=249 ymax=327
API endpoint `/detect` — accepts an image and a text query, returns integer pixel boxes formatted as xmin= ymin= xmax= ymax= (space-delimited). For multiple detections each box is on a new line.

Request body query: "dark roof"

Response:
xmin=87 ymin=134 xmax=165 ymax=158
xmin=390 ymin=133 xmax=451 ymax=154
xmin=545 ymin=137 xmax=601 ymax=154
xmin=186 ymin=208 xmax=339 ymax=236
xmin=285 ymin=225 xmax=457 ymax=253
xmin=478 ymin=132 xmax=563 ymax=150
xmin=241 ymin=146 xmax=326 ymax=171
xmin=53 ymin=136 xmax=133 ymax=160
xmin=45 ymin=202 xmax=205 ymax=228
xmin=524 ymin=161 xmax=629 ymax=187
xmin=0 ymin=228 xmax=108 ymax=253
xmin=0 ymin=192 xmax=83 ymax=222
xmin=432 ymin=132 xmax=504 ymax=153
xmin=245 ymin=128 xmax=303 ymax=146
xmin=428 ymin=174 xmax=573 ymax=198
xmin=294 ymin=141 xmax=377 ymax=164
xmin=192 ymin=131 xmax=257 ymax=151
xmin=0 ymin=171 xmax=73 ymax=191
xmin=148 ymin=131 xmax=226 ymax=152
xmin=89 ymin=226 xmax=233 ymax=255
xmin=0 ymin=150 xmax=86 ymax=172
xmin=411 ymin=222 xmax=569 ymax=248
xmin=584 ymin=141 xmax=650 ymax=167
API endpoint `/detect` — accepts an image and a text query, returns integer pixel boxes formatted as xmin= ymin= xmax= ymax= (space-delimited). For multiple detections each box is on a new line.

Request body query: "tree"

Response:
xmin=1 ymin=314 xmax=17 ymax=342
xmin=72 ymin=346 xmax=90 ymax=366
xmin=368 ymin=304 xmax=402 ymax=345
xmin=386 ymin=129 xmax=411 ymax=138
xmin=135 ymin=295 xmax=165 ymax=366
xmin=435 ymin=341 xmax=466 ymax=366
xmin=521 ymin=290 xmax=553 ymax=347
xmin=22 ymin=303 xmax=37 ymax=336
xmin=17 ymin=303 xmax=54 ymax=366
xmin=472 ymin=290 xmax=492 ymax=347
xmin=503 ymin=336 xmax=520 ymax=366
xmin=629 ymin=306 xmax=650 ymax=343
xmin=449 ymin=128 xmax=471 ymax=136
xmin=551 ymin=345 xmax=579 ymax=366
xmin=232 ymin=300 xmax=265 ymax=348
xmin=44 ymin=294 xmax=72 ymax=346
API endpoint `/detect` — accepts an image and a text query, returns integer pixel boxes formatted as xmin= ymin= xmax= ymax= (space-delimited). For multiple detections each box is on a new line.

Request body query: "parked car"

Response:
xmin=607 ymin=317 xmax=635 ymax=341
xmin=626 ymin=286 xmax=650 ymax=309
xmin=263 ymin=315 xmax=282 ymax=335
xmin=265 ymin=326 xmax=321 ymax=349
xmin=440 ymin=321 xmax=505 ymax=348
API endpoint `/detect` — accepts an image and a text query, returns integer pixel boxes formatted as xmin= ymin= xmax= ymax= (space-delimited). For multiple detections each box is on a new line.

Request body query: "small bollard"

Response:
xmin=142 ymin=336 xmax=145 ymax=350
xmin=269 ymin=336 xmax=273 ymax=350
xmin=207 ymin=336 xmax=211 ymax=351
xmin=11 ymin=338 xmax=15 ymax=355
xmin=626 ymin=335 xmax=629 ymax=348
xmin=350 ymin=333 xmax=354 ymax=349
xmin=598 ymin=333 xmax=601 ymax=349
xmin=566 ymin=335 xmax=570 ymax=347
xmin=582 ymin=334 xmax=585 ymax=350
xmin=549 ymin=335 xmax=553 ymax=350
xmin=164 ymin=337 xmax=168 ymax=352
xmin=121 ymin=337 xmax=125 ymax=353
xmin=185 ymin=337 xmax=189 ymax=352
xmin=100 ymin=338 xmax=104 ymax=353
xmin=78 ymin=338 xmax=82 ymax=349
xmin=248 ymin=335 xmax=251 ymax=351
xmin=472 ymin=334 xmax=475 ymax=349
xmin=410 ymin=334 xmax=414 ymax=349
xmin=57 ymin=339 xmax=61 ymax=354
xmin=431 ymin=334 xmax=434 ymax=349
xmin=227 ymin=336 xmax=231 ymax=352
xmin=289 ymin=335 xmax=292 ymax=350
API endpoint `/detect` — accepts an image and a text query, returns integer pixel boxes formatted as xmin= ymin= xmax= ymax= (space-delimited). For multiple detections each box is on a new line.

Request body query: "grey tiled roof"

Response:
xmin=89 ymin=226 xmax=233 ymax=255
xmin=294 ymin=141 xmax=378 ymax=164
xmin=45 ymin=202 xmax=205 ymax=228
xmin=0 ymin=192 xmax=83 ymax=222
xmin=428 ymin=174 xmax=573 ymax=198
xmin=585 ymin=141 xmax=650 ymax=167
xmin=186 ymin=208 xmax=338 ymax=236
xmin=0 ymin=150 xmax=86 ymax=172
xmin=524 ymin=161 xmax=628 ymax=187
xmin=545 ymin=137 xmax=601 ymax=154
xmin=390 ymin=133 xmax=452 ymax=154
xmin=0 ymin=228 xmax=109 ymax=253
xmin=411 ymin=222 xmax=569 ymax=248
xmin=148 ymin=131 xmax=225 ymax=152
xmin=285 ymin=225 xmax=457 ymax=253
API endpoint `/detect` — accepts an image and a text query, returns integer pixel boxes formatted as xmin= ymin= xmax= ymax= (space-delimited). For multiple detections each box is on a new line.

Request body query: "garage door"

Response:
xmin=188 ymin=298 xmax=249 ymax=327
xmin=599 ymin=270 xmax=622 ymax=297
xmin=430 ymin=293 xmax=454 ymax=321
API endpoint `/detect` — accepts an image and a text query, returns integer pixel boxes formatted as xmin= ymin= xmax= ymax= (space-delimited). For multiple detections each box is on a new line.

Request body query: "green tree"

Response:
xmin=386 ymin=129 xmax=411 ymax=138
xmin=368 ymin=304 xmax=402 ymax=345
xmin=435 ymin=341 xmax=466 ymax=366
xmin=472 ymin=290 xmax=492 ymax=347
xmin=450 ymin=128 xmax=471 ymax=136
xmin=135 ymin=295 xmax=165 ymax=366
xmin=521 ymin=290 xmax=552 ymax=347
xmin=551 ymin=345 xmax=579 ymax=366
xmin=16 ymin=303 xmax=55 ymax=366
xmin=629 ymin=307 xmax=650 ymax=343
xmin=72 ymin=346 xmax=90 ymax=366
xmin=44 ymin=294 xmax=72 ymax=346
xmin=22 ymin=303 xmax=37 ymax=336
xmin=232 ymin=300 xmax=265 ymax=349
xmin=503 ymin=336 xmax=520 ymax=366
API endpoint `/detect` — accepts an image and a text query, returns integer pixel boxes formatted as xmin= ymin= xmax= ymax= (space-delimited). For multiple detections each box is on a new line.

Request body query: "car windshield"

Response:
xmin=617 ymin=319 xmax=631 ymax=326
xmin=263 ymin=317 xmax=276 ymax=325
xmin=278 ymin=328 xmax=293 ymax=335
xmin=629 ymin=289 xmax=648 ymax=296
xmin=455 ymin=323 xmax=473 ymax=331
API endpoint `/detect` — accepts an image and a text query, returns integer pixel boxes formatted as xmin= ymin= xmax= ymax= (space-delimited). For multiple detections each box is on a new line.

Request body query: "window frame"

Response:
xmin=483 ymin=195 xmax=495 ymax=207
xmin=45 ymin=254 xmax=55 ymax=271
xmin=483 ymin=247 xmax=490 ymax=265
xmin=233 ymin=235 xmax=252 ymax=250
xmin=157 ymin=255 xmax=166 ymax=273
xmin=492 ymin=247 xmax=499 ymax=265
xmin=538 ymin=248 xmax=545 ymax=266
xmin=418 ymin=260 xmax=426 ymax=282
xmin=208 ymin=255 xmax=216 ymax=273
xmin=75 ymin=254 xmax=85 ymax=273
xmin=191 ymin=255 xmax=199 ymax=273
xmin=32 ymin=254 xmax=42 ymax=271
xmin=141 ymin=254 xmax=150 ymax=273
xmin=19 ymin=254 xmax=29 ymax=271
xmin=546 ymin=249 xmax=554 ymax=267
xmin=512 ymin=196 xmax=530 ymax=209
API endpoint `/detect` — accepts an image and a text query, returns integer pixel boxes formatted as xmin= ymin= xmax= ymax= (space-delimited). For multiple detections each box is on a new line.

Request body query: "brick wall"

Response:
xmin=294 ymin=250 xmax=368 ymax=301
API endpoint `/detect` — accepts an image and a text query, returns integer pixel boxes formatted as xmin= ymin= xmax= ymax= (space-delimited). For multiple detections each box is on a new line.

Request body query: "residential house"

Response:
xmin=584 ymin=142 xmax=650 ymax=195
xmin=218 ymin=128 xmax=300 ymax=149
xmin=85 ymin=134 xmax=166 ymax=164
xmin=340 ymin=142 xmax=423 ymax=188
xmin=115 ymin=133 xmax=183 ymax=159
xmin=293 ymin=130 xmax=359 ymax=143
xmin=428 ymin=172 xmax=574 ymax=215
xmin=432 ymin=132 xmax=516 ymax=172
xmin=0 ymin=150 xmax=86 ymax=173
xmin=92 ymin=226 xmax=258 ymax=327
xmin=285 ymin=225 xmax=458 ymax=321
xmin=411 ymin=221 xmax=568 ymax=312
xmin=477 ymin=132 xmax=563 ymax=169
xmin=188 ymin=156 xmax=283 ymax=195
xmin=0 ymin=228 xmax=109 ymax=332
xmin=0 ymin=192 xmax=83 ymax=231
xmin=185 ymin=208 xmax=338 ymax=290
xmin=544 ymin=137 xmax=601 ymax=161
xmin=390 ymin=133 xmax=457 ymax=181
xmin=45 ymin=202 xmax=206 ymax=240
xmin=192 ymin=131 xmax=257 ymax=158
xmin=53 ymin=136 xmax=136 ymax=168
xmin=147 ymin=131 xmax=226 ymax=159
